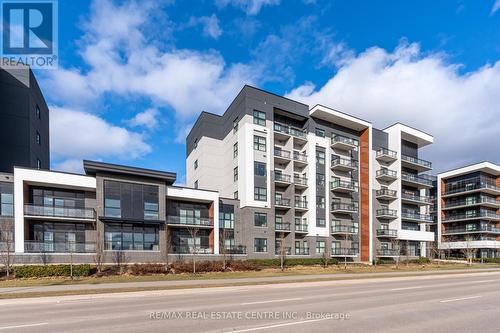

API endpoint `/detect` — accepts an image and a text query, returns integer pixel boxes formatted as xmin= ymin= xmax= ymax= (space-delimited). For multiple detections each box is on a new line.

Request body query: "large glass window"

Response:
xmin=254 ymin=187 xmax=267 ymax=201
xmin=315 ymin=128 xmax=325 ymax=137
xmin=316 ymin=240 xmax=325 ymax=254
xmin=104 ymin=223 xmax=159 ymax=251
xmin=316 ymin=173 xmax=325 ymax=186
xmin=105 ymin=199 xmax=121 ymax=217
xmin=179 ymin=209 xmax=202 ymax=225
xmin=254 ymin=213 xmax=267 ymax=227
xmin=317 ymin=196 xmax=325 ymax=209
xmin=316 ymin=218 xmax=326 ymax=227
xmin=316 ymin=150 xmax=325 ymax=165
xmin=220 ymin=212 xmax=235 ymax=229
xmin=254 ymin=162 xmax=266 ymax=176
xmin=253 ymin=135 xmax=266 ymax=152
xmin=254 ymin=238 xmax=267 ymax=252
xmin=104 ymin=181 xmax=159 ymax=220
xmin=253 ymin=110 xmax=266 ymax=126
xmin=0 ymin=183 xmax=13 ymax=217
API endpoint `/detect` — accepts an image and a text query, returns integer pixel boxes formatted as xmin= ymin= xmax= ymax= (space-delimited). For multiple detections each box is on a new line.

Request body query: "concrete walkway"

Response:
xmin=2 ymin=267 xmax=500 ymax=296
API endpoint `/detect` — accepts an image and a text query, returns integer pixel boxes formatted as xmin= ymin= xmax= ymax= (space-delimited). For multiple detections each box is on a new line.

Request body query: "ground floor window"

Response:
xmin=29 ymin=222 xmax=89 ymax=252
xmin=254 ymin=238 xmax=267 ymax=252
xmin=104 ymin=223 xmax=159 ymax=251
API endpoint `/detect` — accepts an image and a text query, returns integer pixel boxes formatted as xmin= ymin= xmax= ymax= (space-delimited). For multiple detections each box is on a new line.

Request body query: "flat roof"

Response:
xmin=310 ymin=104 xmax=371 ymax=131
xmin=83 ymin=160 xmax=176 ymax=185
xmin=383 ymin=123 xmax=434 ymax=148
xmin=438 ymin=161 xmax=500 ymax=179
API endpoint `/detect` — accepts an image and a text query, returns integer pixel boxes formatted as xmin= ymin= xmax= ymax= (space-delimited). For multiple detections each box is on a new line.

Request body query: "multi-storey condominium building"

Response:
xmin=187 ymin=85 xmax=435 ymax=263
xmin=0 ymin=63 xmax=50 ymax=172
xmin=437 ymin=162 xmax=500 ymax=259
xmin=372 ymin=125 xmax=436 ymax=259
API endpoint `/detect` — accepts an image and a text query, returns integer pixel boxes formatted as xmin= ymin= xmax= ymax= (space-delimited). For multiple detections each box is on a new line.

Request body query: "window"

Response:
xmin=233 ymin=142 xmax=238 ymax=158
xmin=194 ymin=138 xmax=198 ymax=149
xmin=194 ymin=180 xmax=199 ymax=189
xmin=253 ymin=110 xmax=266 ymax=126
xmin=316 ymin=240 xmax=326 ymax=254
xmin=194 ymin=160 xmax=198 ymax=170
xmin=35 ymin=105 xmax=40 ymax=119
xmin=219 ymin=212 xmax=234 ymax=229
xmin=316 ymin=218 xmax=325 ymax=227
xmin=233 ymin=118 xmax=238 ymax=133
xmin=144 ymin=202 xmax=159 ymax=220
xmin=104 ymin=223 xmax=159 ymax=251
xmin=37 ymin=159 xmax=42 ymax=169
xmin=233 ymin=191 xmax=238 ymax=199
xmin=331 ymin=241 xmax=340 ymax=253
xmin=105 ymin=198 xmax=121 ymax=218
xmin=316 ymin=173 xmax=325 ymax=186
xmin=254 ymin=162 xmax=266 ymax=176
xmin=254 ymin=213 xmax=267 ymax=227
xmin=254 ymin=187 xmax=267 ymax=201
xmin=0 ymin=183 xmax=13 ymax=217
xmin=253 ymin=135 xmax=266 ymax=151
xmin=233 ymin=167 xmax=238 ymax=182
xmin=179 ymin=209 xmax=201 ymax=225
xmin=316 ymin=150 xmax=325 ymax=165
xmin=315 ymin=128 xmax=325 ymax=137
xmin=254 ymin=238 xmax=267 ymax=252
xmin=316 ymin=196 xmax=325 ymax=208
xmin=36 ymin=132 xmax=41 ymax=145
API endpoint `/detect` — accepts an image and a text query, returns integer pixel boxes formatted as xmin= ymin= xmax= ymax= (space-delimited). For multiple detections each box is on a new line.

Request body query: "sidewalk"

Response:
xmin=2 ymin=267 xmax=500 ymax=296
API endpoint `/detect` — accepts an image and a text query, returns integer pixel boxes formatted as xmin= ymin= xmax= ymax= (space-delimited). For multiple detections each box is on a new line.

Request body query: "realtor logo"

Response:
xmin=1 ymin=0 xmax=58 ymax=69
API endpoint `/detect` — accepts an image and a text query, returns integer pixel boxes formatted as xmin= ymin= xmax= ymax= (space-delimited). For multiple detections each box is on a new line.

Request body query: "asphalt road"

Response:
xmin=0 ymin=271 xmax=499 ymax=333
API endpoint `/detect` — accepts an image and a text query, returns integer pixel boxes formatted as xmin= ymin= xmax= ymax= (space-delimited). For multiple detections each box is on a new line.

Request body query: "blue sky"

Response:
xmin=37 ymin=0 xmax=500 ymax=182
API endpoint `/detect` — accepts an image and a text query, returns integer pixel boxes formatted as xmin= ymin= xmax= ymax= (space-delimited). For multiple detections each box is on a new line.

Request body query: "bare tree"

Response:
xmin=321 ymin=248 xmax=330 ymax=268
xmin=186 ymin=226 xmax=200 ymax=274
xmin=277 ymin=232 xmax=286 ymax=271
xmin=164 ymin=227 xmax=172 ymax=272
xmin=461 ymin=235 xmax=477 ymax=266
xmin=93 ymin=222 xmax=104 ymax=273
xmin=390 ymin=238 xmax=401 ymax=269
xmin=0 ymin=225 xmax=14 ymax=279
xmin=428 ymin=241 xmax=442 ymax=267
xmin=69 ymin=241 xmax=74 ymax=280
xmin=405 ymin=240 xmax=410 ymax=267
xmin=113 ymin=251 xmax=127 ymax=274
xmin=219 ymin=227 xmax=229 ymax=271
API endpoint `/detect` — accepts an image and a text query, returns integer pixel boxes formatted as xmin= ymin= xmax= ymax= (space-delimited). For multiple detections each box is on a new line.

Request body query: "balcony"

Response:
xmin=275 ymin=222 xmax=291 ymax=232
xmin=293 ymin=175 xmax=308 ymax=188
xmin=294 ymin=247 xmax=310 ymax=255
xmin=275 ymin=247 xmax=292 ymax=255
xmin=443 ymin=182 xmax=500 ymax=197
xmin=274 ymin=147 xmax=291 ymax=163
xmin=166 ymin=216 xmax=214 ymax=228
xmin=376 ymin=208 xmax=398 ymax=220
xmin=401 ymin=172 xmax=434 ymax=188
xmin=401 ymin=154 xmax=432 ymax=172
xmin=401 ymin=211 xmax=434 ymax=223
xmin=442 ymin=210 xmax=500 ymax=223
xmin=274 ymin=197 xmax=291 ymax=209
xmin=443 ymin=196 xmax=500 ymax=210
xmin=375 ymin=189 xmax=398 ymax=201
xmin=331 ymin=202 xmax=358 ymax=214
xmin=331 ymin=157 xmax=358 ymax=172
xmin=273 ymin=172 xmax=292 ymax=185
xmin=330 ymin=224 xmax=357 ymax=235
xmin=24 ymin=241 xmax=96 ymax=253
xmin=401 ymin=193 xmax=432 ymax=206
xmin=376 ymin=229 xmax=398 ymax=238
xmin=171 ymin=246 xmax=213 ymax=254
xmin=294 ymin=200 xmax=308 ymax=211
xmin=376 ymin=148 xmax=398 ymax=163
xmin=443 ymin=225 xmax=500 ymax=236
xmin=274 ymin=122 xmax=307 ymax=141
xmin=223 ymin=245 xmax=247 ymax=255
xmin=294 ymin=223 xmax=309 ymax=233
xmin=376 ymin=169 xmax=398 ymax=182
xmin=330 ymin=179 xmax=358 ymax=193
xmin=331 ymin=134 xmax=359 ymax=151
xmin=293 ymin=151 xmax=308 ymax=166
xmin=24 ymin=204 xmax=96 ymax=221
xmin=331 ymin=248 xmax=358 ymax=257
xmin=377 ymin=249 xmax=400 ymax=257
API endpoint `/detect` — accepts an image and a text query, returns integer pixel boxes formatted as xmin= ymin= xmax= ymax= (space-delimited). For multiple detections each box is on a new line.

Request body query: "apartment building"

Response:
xmin=371 ymin=125 xmax=436 ymax=259
xmin=437 ymin=162 xmax=500 ymax=259
xmin=0 ymin=161 xmax=248 ymax=264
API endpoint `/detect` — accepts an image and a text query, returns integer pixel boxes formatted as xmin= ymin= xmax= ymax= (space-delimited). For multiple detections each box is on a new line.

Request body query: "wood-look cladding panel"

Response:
xmin=359 ymin=129 xmax=370 ymax=262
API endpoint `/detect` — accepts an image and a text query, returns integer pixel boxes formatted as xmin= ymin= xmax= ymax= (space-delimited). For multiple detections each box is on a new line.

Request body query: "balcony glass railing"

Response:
xmin=275 ymin=197 xmax=291 ymax=207
xmin=401 ymin=154 xmax=432 ymax=169
xmin=331 ymin=157 xmax=358 ymax=169
xmin=401 ymin=193 xmax=432 ymax=204
xmin=166 ymin=216 xmax=214 ymax=226
xmin=443 ymin=226 xmax=500 ymax=235
xmin=376 ymin=169 xmax=398 ymax=178
xmin=376 ymin=148 xmax=397 ymax=159
xmin=443 ymin=182 xmax=500 ymax=196
xmin=376 ymin=229 xmax=398 ymax=237
xmin=332 ymin=202 xmax=359 ymax=212
xmin=401 ymin=211 xmax=433 ymax=222
xmin=401 ymin=172 xmax=434 ymax=186
xmin=331 ymin=134 xmax=359 ymax=147
xmin=375 ymin=189 xmax=398 ymax=198
xmin=293 ymin=151 xmax=308 ymax=162
xmin=24 ymin=241 xmax=96 ymax=253
xmin=274 ymin=172 xmax=292 ymax=183
xmin=331 ymin=248 xmax=358 ymax=256
xmin=377 ymin=249 xmax=399 ymax=256
xmin=330 ymin=225 xmax=357 ymax=234
xmin=171 ymin=246 xmax=213 ymax=254
xmin=275 ymin=222 xmax=291 ymax=231
xmin=295 ymin=223 xmax=308 ymax=232
xmin=274 ymin=148 xmax=291 ymax=159
xmin=294 ymin=200 xmax=308 ymax=209
xmin=294 ymin=176 xmax=308 ymax=186
xmin=274 ymin=123 xmax=307 ymax=139
xmin=24 ymin=204 xmax=96 ymax=220
xmin=330 ymin=179 xmax=358 ymax=191
xmin=223 ymin=245 xmax=247 ymax=254
xmin=443 ymin=210 xmax=500 ymax=222
xmin=275 ymin=247 xmax=292 ymax=255
xmin=443 ymin=196 xmax=500 ymax=209
xmin=376 ymin=208 xmax=398 ymax=217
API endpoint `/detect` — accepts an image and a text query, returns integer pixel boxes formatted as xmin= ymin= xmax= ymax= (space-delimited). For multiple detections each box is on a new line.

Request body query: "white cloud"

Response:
xmin=126 ymin=108 xmax=160 ymax=130
xmin=287 ymin=42 xmax=500 ymax=172
xmin=50 ymin=107 xmax=152 ymax=171
xmin=188 ymin=14 xmax=223 ymax=39
xmin=216 ymin=0 xmax=280 ymax=15
xmin=491 ymin=0 xmax=500 ymax=15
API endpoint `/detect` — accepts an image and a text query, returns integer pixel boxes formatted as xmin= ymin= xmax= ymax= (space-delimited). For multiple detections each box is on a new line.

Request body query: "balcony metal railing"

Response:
xmin=275 ymin=222 xmax=291 ymax=231
xmin=166 ymin=216 xmax=214 ymax=227
xmin=401 ymin=154 xmax=432 ymax=169
xmin=331 ymin=157 xmax=358 ymax=169
xmin=331 ymin=134 xmax=359 ymax=147
xmin=295 ymin=200 xmax=308 ymax=209
xmin=376 ymin=169 xmax=398 ymax=179
xmin=331 ymin=248 xmax=358 ymax=256
xmin=443 ymin=210 xmax=500 ymax=222
xmin=274 ymin=122 xmax=307 ymax=139
xmin=376 ymin=229 xmax=398 ymax=237
xmin=330 ymin=225 xmax=357 ymax=234
xmin=443 ymin=196 xmax=500 ymax=209
xmin=401 ymin=172 xmax=434 ymax=186
xmin=273 ymin=172 xmax=292 ymax=183
xmin=293 ymin=151 xmax=308 ymax=162
xmin=332 ymin=202 xmax=359 ymax=212
xmin=294 ymin=247 xmax=310 ymax=255
xmin=443 ymin=182 xmax=500 ymax=196
xmin=24 ymin=204 xmax=96 ymax=220
xmin=274 ymin=148 xmax=291 ymax=159
xmin=294 ymin=223 xmax=309 ymax=232
xmin=24 ymin=241 xmax=96 ymax=253
xmin=375 ymin=189 xmax=398 ymax=198
xmin=376 ymin=148 xmax=397 ymax=159
xmin=171 ymin=246 xmax=214 ymax=254
xmin=330 ymin=179 xmax=358 ymax=192
xmin=401 ymin=211 xmax=434 ymax=222
xmin=293 ymin=176 xmax=308 ymax=186
xmin=275 ymin=197 xmax=291 ymax=207
xmin=223 ymin=245 xmax=247 ymax=255
xmin=443 ymin=226 xmax=500 ymax=235
xmin=275 ymin=247 xmax=292 ymax=255
xmin=401 ymin=193 xmax=432 ymax=204
xmin=376 ymin=208 xmax=398 ymax=218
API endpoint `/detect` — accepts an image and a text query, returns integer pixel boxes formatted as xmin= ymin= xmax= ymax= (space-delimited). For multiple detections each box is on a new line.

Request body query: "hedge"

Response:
xmin=14 ymin=264 xmax=92 ymax=278
xmin=247 ymin=258 xmax=339 ymax=267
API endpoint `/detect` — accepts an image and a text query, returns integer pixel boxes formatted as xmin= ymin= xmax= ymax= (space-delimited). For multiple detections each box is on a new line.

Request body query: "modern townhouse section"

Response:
xmin=372 ymin=124 xmax=435 ymax=260
xmin=0 ymin=161 xmax=247 ymax=264
xmin=186 ymin=85 xmax=374 ymax=262
xmin=437 ymin=162 xmax=500 ymax=259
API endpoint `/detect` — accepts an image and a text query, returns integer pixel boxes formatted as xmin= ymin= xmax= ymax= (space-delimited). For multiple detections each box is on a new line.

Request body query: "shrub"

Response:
xmin=473 ymin=258 xmax=500 ymax=264
xmin=14 ymin=264 xmax=92 ymax=278
xmin=228 ymin=260 xmax=260 ymax=271
xmin=128 ymin=263 xmax=167 ymax=275
xmin=170 ymin=260 xmax=224 ymax=273
xmin=247 ymin=258 xmax=338 ymax=268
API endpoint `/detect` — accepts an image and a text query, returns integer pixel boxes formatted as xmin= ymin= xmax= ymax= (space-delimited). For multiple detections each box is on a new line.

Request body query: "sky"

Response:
xmin=36 ymin=0 xmax=500 ymax=183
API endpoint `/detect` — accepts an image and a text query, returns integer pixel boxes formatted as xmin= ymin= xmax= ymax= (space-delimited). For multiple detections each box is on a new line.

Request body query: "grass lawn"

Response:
xmin=1 ymin=262 xmax=499 ymax=289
